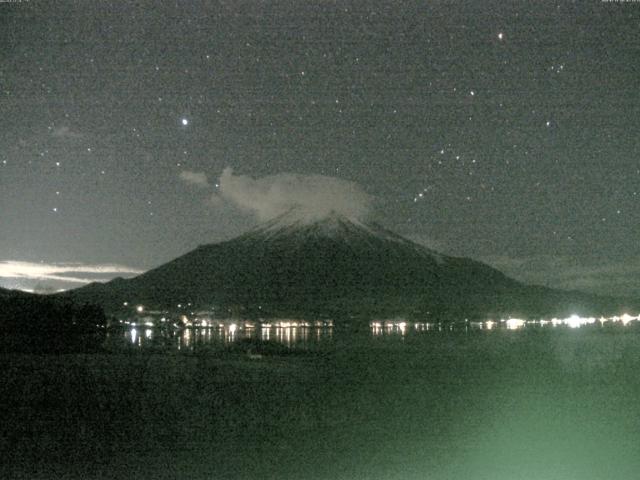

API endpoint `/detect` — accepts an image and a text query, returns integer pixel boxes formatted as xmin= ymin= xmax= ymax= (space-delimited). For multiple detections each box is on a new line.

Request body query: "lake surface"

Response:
xmin=3 ymin=317 xmax=640 ymax=479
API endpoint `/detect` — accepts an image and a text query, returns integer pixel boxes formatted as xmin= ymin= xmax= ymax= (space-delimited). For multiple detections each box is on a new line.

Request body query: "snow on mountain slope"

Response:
xmin=63 ymin=209 xmax=541 ymax=316
xmin=238 ymin=209 xmax=446 ymax=263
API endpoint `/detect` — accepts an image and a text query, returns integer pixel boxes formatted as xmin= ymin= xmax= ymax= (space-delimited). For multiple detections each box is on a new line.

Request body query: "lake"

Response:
xmin=2 ymin=318 xmax=640 ymax=479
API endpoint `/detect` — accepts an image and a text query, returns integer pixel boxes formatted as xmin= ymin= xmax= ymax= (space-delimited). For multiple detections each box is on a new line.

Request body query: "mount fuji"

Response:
xmin=62 ymin=211 xmax=627 ymax=319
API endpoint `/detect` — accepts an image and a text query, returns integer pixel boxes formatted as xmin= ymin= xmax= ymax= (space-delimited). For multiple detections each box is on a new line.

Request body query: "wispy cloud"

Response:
xmin=0 ymin=261 xmax=143 ymax=286
xmin=203 ymin=167 xmax=373 ymax=221
xmin=179 ymin=170 xmax=211 ymax=188
xmin=483 ymin=254 xmax=640 ymax=298
xmin=50 ymin=126 xmax=83 ymax=139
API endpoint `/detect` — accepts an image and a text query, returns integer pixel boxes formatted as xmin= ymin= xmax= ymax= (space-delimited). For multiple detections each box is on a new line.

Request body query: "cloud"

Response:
xmin=50 ymin=126 xmax=83 ymax=139
xmin=0 ymin=261 xmax=144 ymax=286
xmin=179 ymin=170 xmax=211 ymax=188
xmin=483 ymin=254 xmax=640 ymax=298
xmin=212 ymin=167 xmax=374 ymax=221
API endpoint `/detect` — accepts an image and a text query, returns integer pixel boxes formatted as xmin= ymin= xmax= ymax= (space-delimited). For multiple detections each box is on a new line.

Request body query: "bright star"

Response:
xmin=181 ymin=118 xmax=189 ymax=126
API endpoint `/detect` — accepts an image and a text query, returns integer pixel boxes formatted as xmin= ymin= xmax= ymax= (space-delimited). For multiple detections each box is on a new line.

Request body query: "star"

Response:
xmin=3 ymin=1 xmax=638 ymax=301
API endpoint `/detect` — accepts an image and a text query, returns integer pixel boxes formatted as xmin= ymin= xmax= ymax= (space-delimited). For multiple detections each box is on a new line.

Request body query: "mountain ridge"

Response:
xmin=61 ymin=213 xmax=634 ymax=319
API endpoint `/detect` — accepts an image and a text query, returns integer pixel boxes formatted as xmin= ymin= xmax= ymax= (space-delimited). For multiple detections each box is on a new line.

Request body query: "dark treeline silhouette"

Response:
xmin=0 ymin=288 xmax=106 ymax=353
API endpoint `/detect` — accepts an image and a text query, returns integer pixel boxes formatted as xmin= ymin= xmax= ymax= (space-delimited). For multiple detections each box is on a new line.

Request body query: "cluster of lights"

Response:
xmin=122 ymin=313 xmax=640 ymax=350
xmin=371 ymin=320 xmax=408 ymax=336
xmin=370 ymin=314 xmax=640 ymax=335
xmin=122 ymin=319 xmax=336 ymax=349
xmin=499 ymin=313 xmax=640 ymax=330
xmin=122 ymin=310 xmax=639 ymax=350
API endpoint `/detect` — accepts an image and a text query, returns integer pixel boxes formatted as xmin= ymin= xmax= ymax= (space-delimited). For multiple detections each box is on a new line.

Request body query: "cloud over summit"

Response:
xmin=217 ymin=168 xmax=373 ymax=221
xmin=183 ymin=168 xmax=374 ymax=222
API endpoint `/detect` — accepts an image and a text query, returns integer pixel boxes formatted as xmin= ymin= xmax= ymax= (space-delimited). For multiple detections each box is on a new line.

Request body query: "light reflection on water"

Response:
xmin=118 ymin=321 xmax=335 ymax=350
xmin=114 ymin=314 xmax=640 ymax=351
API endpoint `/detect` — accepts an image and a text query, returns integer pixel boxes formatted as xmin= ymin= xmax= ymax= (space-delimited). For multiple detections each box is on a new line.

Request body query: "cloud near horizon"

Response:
xmin=0 ymin=260 xmax=144 ymax=287
xmin=483 ymin=254 xmax=640 ymax=298
xmin=182 ymin=168 xmax=374 ymax=221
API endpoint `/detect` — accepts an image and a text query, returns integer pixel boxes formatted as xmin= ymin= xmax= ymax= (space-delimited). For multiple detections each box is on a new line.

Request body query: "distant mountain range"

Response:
xmin=61 ymin=211 xmax=636 ymax=320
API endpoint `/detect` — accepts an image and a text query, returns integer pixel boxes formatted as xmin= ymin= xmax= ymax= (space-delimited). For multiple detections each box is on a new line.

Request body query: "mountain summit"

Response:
xmin=64 ymin=213 xmax=624 ymax=319
xmin=240 ymin=210 xmax=442 ymax=257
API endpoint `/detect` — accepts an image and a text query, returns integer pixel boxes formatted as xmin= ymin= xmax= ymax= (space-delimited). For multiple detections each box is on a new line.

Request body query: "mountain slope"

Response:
xmin=63 ymin=212 xmax=629 ymax=318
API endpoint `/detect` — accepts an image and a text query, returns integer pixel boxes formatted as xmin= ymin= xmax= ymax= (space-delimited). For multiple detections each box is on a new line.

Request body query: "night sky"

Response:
xmin=1 ymin=1 xmax=639 ymax=297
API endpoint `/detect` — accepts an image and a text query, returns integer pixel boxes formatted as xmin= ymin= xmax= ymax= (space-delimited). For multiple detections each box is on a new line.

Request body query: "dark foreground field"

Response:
xmin=2 ymin=327 xmax=640 ymax=480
